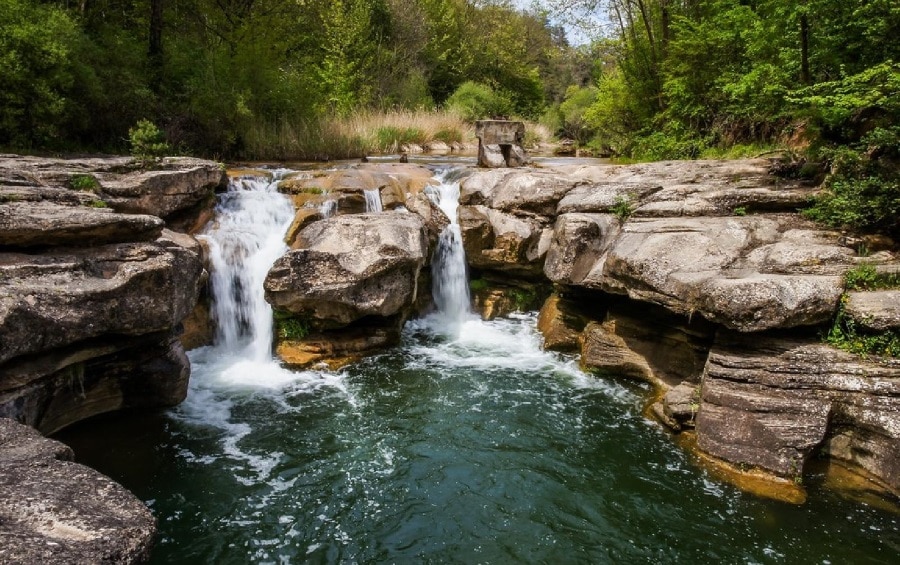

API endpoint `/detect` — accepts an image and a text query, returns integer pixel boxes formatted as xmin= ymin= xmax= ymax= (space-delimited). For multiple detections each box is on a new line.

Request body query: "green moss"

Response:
xmin=732 ymin=206 xmax=747 ymax=216
xmin=86 ymin=199 xmax=108 ymax=208
xmin=274 ymin=311 xmax=310 ymax=341
xmin=469 ymin=278 xmax=489 ymax=292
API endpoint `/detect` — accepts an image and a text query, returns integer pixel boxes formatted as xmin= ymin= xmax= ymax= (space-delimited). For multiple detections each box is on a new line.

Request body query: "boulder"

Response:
xmin=0 ymin=201 xmax=163 ymax=247
xmin=557 ymin=182 xmax=662 ymax=214
xmin=265 ymin=213 xmax=428 ymax=328
xmin=458 ymin=205 xmax=551 ymax=278
xmin=404 ymin=192 xmax=451 ymax=256
xmin=0 ymin=418 xmax=156 ymax=563
xmin=696 ymin=333 xmax=900 ymax=492
xmin=461 ymin=169 xmax=579 ymax=217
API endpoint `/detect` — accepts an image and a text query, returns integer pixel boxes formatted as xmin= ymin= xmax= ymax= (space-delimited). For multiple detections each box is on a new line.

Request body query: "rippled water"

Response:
xmin=60 ymin=313 xmax=898 ymax=564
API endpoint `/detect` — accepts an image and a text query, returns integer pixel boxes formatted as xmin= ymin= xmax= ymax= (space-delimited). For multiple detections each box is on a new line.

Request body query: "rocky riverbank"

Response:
xmin=0 ymin=154 xmax=225 ymax=560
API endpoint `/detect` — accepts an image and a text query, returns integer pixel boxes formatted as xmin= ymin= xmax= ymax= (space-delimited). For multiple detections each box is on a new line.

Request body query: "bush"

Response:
xmin=558 ymin=86 xmax=598 ymax=144
xmin=445 ymin=81 xmax=514 ymax=122
xmin=802 ymin=126 xmax=900 ymax=235
xmin=128 ymin=119 xmax=170 ymax=162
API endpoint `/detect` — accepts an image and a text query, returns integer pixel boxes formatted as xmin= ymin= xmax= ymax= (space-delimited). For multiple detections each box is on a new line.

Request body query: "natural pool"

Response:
xmin=58 ymin=162 xmax=898 ymax=564
xmin=60 ymin=313 xmax=899 ymax=563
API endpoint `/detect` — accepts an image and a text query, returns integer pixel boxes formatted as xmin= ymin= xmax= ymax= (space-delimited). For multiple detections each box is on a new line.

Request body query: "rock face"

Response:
xmin=464 ymin=157 xmax=899 ymax=498
xmin=474 ymin=120 xmax=529 ymax=168
xmin=697 ymin=333 xmax=900 ymax=493
xmin=0 ymin=418 xmax=156 ymax=563
xmin=0 ymin=155 xmax=210 ymax=434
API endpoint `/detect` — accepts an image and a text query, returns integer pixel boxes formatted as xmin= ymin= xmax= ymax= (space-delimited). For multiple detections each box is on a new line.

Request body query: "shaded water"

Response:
xmin=57 ymin=165 xmax=899 ymax=564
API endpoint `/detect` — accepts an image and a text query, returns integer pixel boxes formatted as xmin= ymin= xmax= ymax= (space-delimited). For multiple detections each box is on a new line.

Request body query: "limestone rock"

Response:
xmin=405 ymin=192 xmax=451 ymax=257
xmin=0 ymin=241 xmax=202 ymax=366
xmin=276 ymin=325 xmax=402 ymax=370
xmin=99 ymin=157 xmax=225 ymax=220
xmin=599 ymin=216 xmax=848 ymax=332
xmin=557 ymin=182 xmax=662 ymax=214
xmin=696 ymin=333 xmax=900 ymax=491
xmin=536 ymin=294 xmax=588 ymax=352
xmin=0 ymin=418 xmax=156 ymax=563
xmin=461 ymin=169 xmax=579 ymax=217
xmin=0 ymin=200 xmax=163 ymax=248
xmin=459 ymin=205 xmax=550 ymax=278
xmin=265 ymin=213 xmax=428 ymax=328
xmin=662 ymin=382 xmax=701 ymax=429
xmin=544 ymin=213 xmax=620 ymax=286
xmin=844 ymin=291 xmax=900 ymax=332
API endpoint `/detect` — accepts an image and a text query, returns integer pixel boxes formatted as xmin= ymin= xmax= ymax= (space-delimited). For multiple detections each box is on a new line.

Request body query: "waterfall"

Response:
xmin=364 ymin=189 xmax=383 ymax=213
xmin=319 ymin=199 xmax=337 ymax=218
xmin=201 ymin=172 xmax=295 ymax=361
xmin=427 ymin=170 xmax=472 ymax=329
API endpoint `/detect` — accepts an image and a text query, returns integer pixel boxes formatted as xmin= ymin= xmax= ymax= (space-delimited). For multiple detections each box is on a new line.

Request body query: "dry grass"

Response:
xmin=242 ymin=109 xmax=475 ymax=161
xmin=241 ymin=109 xmax=554 ymax=161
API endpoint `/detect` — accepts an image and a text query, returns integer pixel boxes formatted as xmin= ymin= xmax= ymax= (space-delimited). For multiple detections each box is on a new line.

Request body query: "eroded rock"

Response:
xmin=0 ymin=418 xmax=156 ymax=564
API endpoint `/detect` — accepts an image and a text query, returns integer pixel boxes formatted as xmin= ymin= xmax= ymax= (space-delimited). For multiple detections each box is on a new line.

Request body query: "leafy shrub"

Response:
xmin=825 ymin=297 xmax=900 ymax=358
xmin=558 ymin=86 xmax=598 ymax=144
xmin=69 ymin=174 xmax=100 ymax=192
xmin=275 ymin=313 xmax=310 ymax=341
xmin=128 ymin=119 xmax=170 ymax=162
xmin=843 ymin=263 xmax=900 ymax=291
xmin=612 ymin=195 xmax=634 ymax=220
xmin=445 ymin=81 xmax=514 ymax=122
xmin=802 ymin=126 xmax=900 ymax=234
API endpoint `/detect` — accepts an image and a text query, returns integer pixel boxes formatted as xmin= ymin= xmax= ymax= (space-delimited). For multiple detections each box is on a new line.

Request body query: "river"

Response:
xmin=58 ymin=162 xmax=899 ymax=564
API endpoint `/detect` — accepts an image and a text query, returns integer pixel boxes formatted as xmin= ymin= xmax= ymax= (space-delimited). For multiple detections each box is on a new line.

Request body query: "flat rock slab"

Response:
xmin=0 ymin=242 xmax=202 ymax=365
xmin=0 ymin=418 xmax=155 ymax=564
xmin=845 ymin=291 xmax=900 ymax=331
xmin=0 ymin=201 xmax=163 ymax=247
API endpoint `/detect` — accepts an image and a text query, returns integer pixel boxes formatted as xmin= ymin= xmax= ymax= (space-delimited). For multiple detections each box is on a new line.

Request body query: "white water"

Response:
xmin=319 ymin=199 xmax=337 ymax=218
xmin=364 ymin=189 xmax=383 ymax=213
xmin=201 ymin=173 xmax=295 ymax=360
xmin=426 ymin=170 xmax=474 ymax=332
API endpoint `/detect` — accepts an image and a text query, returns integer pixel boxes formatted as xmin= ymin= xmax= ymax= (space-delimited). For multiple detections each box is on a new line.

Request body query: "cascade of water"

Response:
xmin=364 ymin=189 xmax=383 ymax=213
xmin=427 ymin=169 xmax=472 ymax=329
xmin=319 ymin=199 xmax=337 ymax=218
xmin=201 ymin=172 xmax=295 ymax=361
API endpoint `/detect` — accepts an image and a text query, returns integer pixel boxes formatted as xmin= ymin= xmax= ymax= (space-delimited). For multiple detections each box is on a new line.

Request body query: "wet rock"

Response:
xmin=404 ymin=192 xmax=451 ymax=257
xmin=581 ymin=321 xmax=656 ymax=383
xmin=276 ymin=324 xmax=403 ymax=370
xmin=0 ymin=418 xmax=156 ymax=563
xmin=844 ymin=291 xmax=900 ymax=332
xmin=536 ymin=294 xmax=589 ymax=352
xmin=696 ymin=333 xmax=900 ymax=491
xmin=662 ymin=382 xmax=701 ymax=430
xmin=265 ymin=213 xmax=428 ymax=328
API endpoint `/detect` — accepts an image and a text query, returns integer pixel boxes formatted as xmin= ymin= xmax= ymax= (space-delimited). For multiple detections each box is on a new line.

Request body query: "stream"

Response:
xmin=58 ymin=162 xmax=899 ymax=564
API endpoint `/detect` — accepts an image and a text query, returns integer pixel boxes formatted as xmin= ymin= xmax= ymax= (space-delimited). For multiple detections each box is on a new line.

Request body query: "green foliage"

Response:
xmin=129 ymin=120 xmax=170 ymax=162
xmin=86 ymin=199 xmax=108 ymax=208
xmin=469 ymin=278 xmax=489 ymax=292
xmin=276 ymin=315 xmax=310 ymax=341
xmin=612 ymin=195 xmax=634 ymax=221
xmin=557 ymin=85 xmax=598 ymax=144
xmin=0 ymin=0 xmax=79 ymax=147
xmin=825 ymin=297 xmax=900 ymax=358
xmin=802 ymin=126 xmax=900 ymax=234
xmin=843 ymin=264 xmax=900 ymax=291
xmin=69 ymin=174 xmax=100 ymax=193
xmin=445 ymin=81 xmax=514 ymax=122
xmin=733 ymin=207 xmax=747 ymax=216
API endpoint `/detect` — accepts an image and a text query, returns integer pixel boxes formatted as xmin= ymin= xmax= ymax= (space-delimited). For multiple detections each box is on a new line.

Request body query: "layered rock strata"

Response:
xmin=0 ymin=155 xmax=223 ymax=433
xmin=458 ymin=158 xmax=899 ymax=498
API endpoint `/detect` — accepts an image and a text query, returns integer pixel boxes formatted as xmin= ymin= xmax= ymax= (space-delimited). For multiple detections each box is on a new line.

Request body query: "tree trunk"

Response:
xmin=800 ymin=13 xmax=810 ymax=84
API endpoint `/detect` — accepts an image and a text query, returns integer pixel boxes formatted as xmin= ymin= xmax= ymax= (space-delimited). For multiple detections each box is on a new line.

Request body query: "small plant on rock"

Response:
xmin=612 ymin=195 xmax=634 ymax=221
xmin=69 ymin=174 xmax=100 ymax=192
xmin=129 ymin=119 xmax=170 ymax=164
